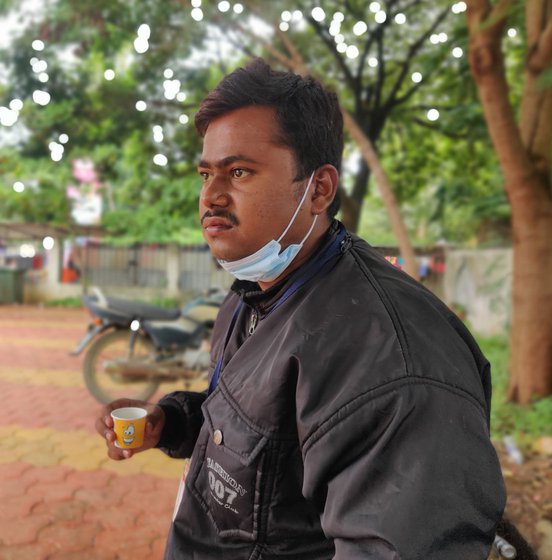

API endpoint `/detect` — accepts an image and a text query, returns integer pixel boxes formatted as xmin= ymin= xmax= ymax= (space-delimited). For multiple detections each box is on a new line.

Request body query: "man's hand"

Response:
xmin=95 ymin=398 xmax=165 ymax=460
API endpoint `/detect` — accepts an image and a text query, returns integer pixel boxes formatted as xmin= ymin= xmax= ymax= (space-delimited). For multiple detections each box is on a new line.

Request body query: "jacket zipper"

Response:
xmin=249 ymin=309 xmax=258 ymax=335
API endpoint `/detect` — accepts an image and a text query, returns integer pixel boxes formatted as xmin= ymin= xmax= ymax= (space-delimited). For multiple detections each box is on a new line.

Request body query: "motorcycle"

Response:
xmin=71 ymin=287 xmax=224 ymax=404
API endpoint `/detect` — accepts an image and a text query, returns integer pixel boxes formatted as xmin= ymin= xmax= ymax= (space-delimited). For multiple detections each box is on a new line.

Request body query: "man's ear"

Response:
xmin=311 ymin=165 xmax=339 ymax=215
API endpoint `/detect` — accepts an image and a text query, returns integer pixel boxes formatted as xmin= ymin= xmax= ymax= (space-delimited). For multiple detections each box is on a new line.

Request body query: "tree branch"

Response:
xmin=381 ymin=5 xmax=450 ymax=113
xmin=527 ymin=16 xmax=552 ymax=73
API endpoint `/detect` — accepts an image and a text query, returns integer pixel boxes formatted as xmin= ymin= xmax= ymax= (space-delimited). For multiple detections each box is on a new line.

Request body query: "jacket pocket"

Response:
xmin=187 ymin=389 xmax=268 ymax=541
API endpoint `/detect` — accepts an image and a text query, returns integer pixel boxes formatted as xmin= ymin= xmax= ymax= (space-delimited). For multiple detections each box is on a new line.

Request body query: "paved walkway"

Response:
xmin=0 ymin=305 xmax=206 ymax=559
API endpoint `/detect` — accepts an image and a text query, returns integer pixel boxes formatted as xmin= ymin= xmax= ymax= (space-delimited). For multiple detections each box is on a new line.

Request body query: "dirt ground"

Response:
xmin=494 ymin=441 xmax=552 ymax=558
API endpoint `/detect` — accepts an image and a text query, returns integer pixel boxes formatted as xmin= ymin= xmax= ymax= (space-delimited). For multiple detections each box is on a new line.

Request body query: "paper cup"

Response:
xmin=111 ymin=407 xmax=147 ymax=449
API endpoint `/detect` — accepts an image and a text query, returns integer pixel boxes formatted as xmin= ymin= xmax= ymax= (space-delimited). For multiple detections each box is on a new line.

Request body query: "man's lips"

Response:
xmin=202 ymin=217 xmax=234 ymax=232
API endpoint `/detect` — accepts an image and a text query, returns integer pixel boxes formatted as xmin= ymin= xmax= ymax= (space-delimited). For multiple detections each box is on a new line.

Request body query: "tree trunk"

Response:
xmin=340 ymin=160 xmax=371 ymax=232
xmin=342 ymin=109 xmax=420 ymax=280
xmin=466 ymin=0 xmax=552 ymax=403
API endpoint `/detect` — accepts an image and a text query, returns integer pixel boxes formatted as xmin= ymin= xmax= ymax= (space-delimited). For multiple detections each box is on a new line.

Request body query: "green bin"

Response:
xmin=0 ymin=268 xmax=25 ymax=304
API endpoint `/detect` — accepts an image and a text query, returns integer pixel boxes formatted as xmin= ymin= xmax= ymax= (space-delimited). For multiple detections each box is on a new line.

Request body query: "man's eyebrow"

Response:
xmin=197 ymin=154 xmax=260 ymax=169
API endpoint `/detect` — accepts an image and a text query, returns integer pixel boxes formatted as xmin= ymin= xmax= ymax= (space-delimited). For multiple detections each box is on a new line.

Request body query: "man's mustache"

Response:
xmin=200 ymin=210 xmax=239 ymax=226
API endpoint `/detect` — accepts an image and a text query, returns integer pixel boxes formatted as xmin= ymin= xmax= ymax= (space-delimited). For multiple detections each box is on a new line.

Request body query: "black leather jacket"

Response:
xmin=158 ymin=222 xmax=506 ymax=559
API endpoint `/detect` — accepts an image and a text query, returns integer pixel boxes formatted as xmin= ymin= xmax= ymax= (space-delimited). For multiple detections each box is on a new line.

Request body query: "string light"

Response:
xmin=137 ymin=24 xmax=151 ymax=39
xmin=452 ymin=47 xmax=463 ymax=58
xmin=430 ymin=34 xmax=440 ymax=44
xmin=9 ymin=99 xmax=23 ymax=111
xmin=13 ymin=181 xmax=25 ymax=193
xmin=411 ymin=72 xmax=422 ymax=83
xmin=368 ymin=57 xmax=378 ymax=67
xmin=38 ymin=72 xmax=49 ymax=82
xmin=353 ymin=21 xmax=368 ymax=36
xmin=153 ymin=125 xmax=164 ymax=143
xmin=279 ymin=22 xmax=289 ymax=31
xmin=176 ymin=92 xmax=187 ymax=102
xmin=233 ymin=4 xmax=244 ymax=14
xmin=333 ymin=12 xmax=344 ymax=22
xmin=191 ymin=8 xmax=204 ymax=21
xmin=395 ymin=13 xmax=406 ymax=24
xmin=346 ymin=45 xmax=360 ymax=59
xmin=32 ymin=60 xmax=48 ymax=73
xmin=191 ymin=0 xmax=201 ymax=6
xmin=43 ymin=237 xmax=55 ymax=250
xmin=164 ymin=68 xmax=174 ymax=79
xmin=32 ymin=39 xmax=45 ymax=51
xmin=311 ymin=7 xmax=326 ymax=22
xmin=153 ymin=154 xmax=168 ymax=166
xmin=451 ymin=2 xmax=467 ymax=14
xmin=334 ymin=34 xmax=345 ymax=44
xmin=217 ymin=1 xmax=230 ymax=13
xmin=281 ymin=10 xmax=291 ymax=21
xmin=179 ymin=114 xmax=189 ymax=124
xmin=32 ymin=90 xmax=51 ymax=106
xmin=369 ymin=2 xmax=381 ymax=13
xmin=59 ymin=134 xmax=69 ymax=144
xmin=427 ymin=109 xmax=440 ymax=121
xmin=507 ymin=28 xmax=517 ymax=38
xmin=0 ymin=107 xmax=18 ymax=126
xmin=336 ymin=43 xmax=347 ymax=53
xmin=292 ymin=10 xmax=303 ymax=21
xmin=136 ymin=100 xmax=147 ymax=111
xmin=104 ymin=69 xmax=115 ymax=80
xmin=134 ymin=37 xmax=149 ymax=53
xmin=375 ymin=11 xmax=387 ymax=23
xmin=439 ymin=32 xmax=448 ymax=42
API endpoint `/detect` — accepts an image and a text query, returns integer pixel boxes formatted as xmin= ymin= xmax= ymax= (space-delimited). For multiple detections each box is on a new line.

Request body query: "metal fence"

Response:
xmin=82 ymin=242 xmax=169 ymax=288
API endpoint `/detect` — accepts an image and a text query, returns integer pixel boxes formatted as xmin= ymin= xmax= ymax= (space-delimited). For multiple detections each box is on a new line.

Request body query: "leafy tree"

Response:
xmin=466 ymin=0 xmax=552 ymax=403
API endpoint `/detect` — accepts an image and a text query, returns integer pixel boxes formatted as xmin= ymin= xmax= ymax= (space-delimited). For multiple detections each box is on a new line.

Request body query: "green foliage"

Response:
xmin=479 ymin=336 xmax=552 ymax=443
xmin=43 ymin=296 xmax=83 ymax=307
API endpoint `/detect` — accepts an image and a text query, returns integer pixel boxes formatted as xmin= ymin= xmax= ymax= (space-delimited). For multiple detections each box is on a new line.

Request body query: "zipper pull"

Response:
xmin=249 ymin=310 xmax=258 ymax=335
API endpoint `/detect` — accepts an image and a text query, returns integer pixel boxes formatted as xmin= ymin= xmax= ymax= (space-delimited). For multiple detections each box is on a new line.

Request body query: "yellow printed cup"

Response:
xmin=110 ymin=407 xmax=147 ymax=449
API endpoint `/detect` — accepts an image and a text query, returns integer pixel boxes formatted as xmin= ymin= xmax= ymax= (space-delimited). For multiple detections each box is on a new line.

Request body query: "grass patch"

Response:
xmin=43 ymin=297 xmax=83 ymax=308
xmin=477 ymin=335 xmax=552 ymax=446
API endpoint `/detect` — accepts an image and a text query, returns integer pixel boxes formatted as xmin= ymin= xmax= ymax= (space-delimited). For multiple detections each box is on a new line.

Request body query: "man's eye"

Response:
xmin=232 ymin=168 xmax=248 ymax=178
xmin=199 ymin=171 xmax=210 ymax=181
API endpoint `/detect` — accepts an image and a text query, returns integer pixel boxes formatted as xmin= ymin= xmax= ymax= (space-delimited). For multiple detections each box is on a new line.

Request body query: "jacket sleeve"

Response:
xmin=156 ymin=390 xmax=207 ymax=458
xmin=299 ymin=380 xmax=506 ymax=560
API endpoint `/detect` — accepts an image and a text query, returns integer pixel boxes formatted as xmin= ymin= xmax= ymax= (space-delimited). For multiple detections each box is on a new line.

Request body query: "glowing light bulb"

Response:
xmin=32 ymin=39 xmax=45 ymax=51
xmin=311 ymin=7 xmax=326 ymax=22
xmin=32 ymin=90 xmax=51 ymax=106
xmin=153 ymin=154 xmax=168 ymax=166
xmin=13 ymin=181 xmax=25 ymax=193
xmin=191 ymin=8 xmax=203 ymax=21
xmin=136 ymin=100 xmax=147 ymax=111
xmin=346 ymin=45 xmax=359 ymax=59
xmin=427 ymin=109 xmax=440 ymax=121
xmin=452 ymin=47 xmax=463 ymax=58
xmin=411 ymin=72 xmax=422 ymax=83
xmin=395 ymin=13 xmax=406 ymax=24
xmin=104 ymin=69 xmax=115 ymax=80
xmin=353 ymin=21 xmax=367 ymax=36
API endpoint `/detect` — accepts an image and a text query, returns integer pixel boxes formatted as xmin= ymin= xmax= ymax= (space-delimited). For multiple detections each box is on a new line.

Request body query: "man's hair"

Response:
xmin=195 ymin=58 xmax=343 ymax=218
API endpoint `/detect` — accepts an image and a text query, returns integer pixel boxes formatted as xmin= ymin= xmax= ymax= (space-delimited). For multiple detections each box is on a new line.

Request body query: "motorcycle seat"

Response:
xmin=106 ymin=297 xmax=181 ymax=321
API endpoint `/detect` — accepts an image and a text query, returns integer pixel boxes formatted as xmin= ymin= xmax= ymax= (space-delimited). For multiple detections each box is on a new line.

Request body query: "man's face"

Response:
xmin=198 ymin=106 xmax=312 ymax=262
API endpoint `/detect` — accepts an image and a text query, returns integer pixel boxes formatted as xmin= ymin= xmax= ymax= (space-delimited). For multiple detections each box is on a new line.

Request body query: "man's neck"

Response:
xmin=257 ymin=218 xmax=333 ymax=291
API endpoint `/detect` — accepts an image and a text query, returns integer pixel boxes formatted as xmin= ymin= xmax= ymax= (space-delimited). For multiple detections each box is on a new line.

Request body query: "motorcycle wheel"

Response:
xmin=83 ymin=329 xmax=160 ymax=404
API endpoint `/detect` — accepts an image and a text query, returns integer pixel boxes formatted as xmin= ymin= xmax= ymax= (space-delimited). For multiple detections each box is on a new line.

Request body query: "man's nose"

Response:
xmin=200 ymin=175 xmax=230 ymax=208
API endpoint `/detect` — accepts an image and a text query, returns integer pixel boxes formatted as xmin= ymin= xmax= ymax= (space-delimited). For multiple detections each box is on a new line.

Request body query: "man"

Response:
xmin=97 ymin=59 xmax=506 ymax=559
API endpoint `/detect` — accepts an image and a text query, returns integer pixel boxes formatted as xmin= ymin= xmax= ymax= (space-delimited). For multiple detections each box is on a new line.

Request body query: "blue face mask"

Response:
xmin=218 ymin=171 xmax=318 ymax=282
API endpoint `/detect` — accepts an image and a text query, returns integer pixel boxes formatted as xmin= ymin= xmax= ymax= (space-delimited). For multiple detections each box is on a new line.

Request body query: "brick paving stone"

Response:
xmin=38 ymin=520 xmax=102 ymax=555
xmin=31 ymin=499 xmax=86 ymax=523
xmin=28 ymin=479 xmax=77 ymax=503
xmin=0 ymin=494 xmax=43 ymax=521
xmin=0 ymin=460 xmax=33 ymax=479
xmin=94 ymin=526 xmax=160 ymax=554
xmin=0 ymin=540 xmax=59 ymax=560
xmin=64 ymin=468 xmax=115 ymax=490
xmin=20 ymin=464 xmax=72 ymax=486
xmin=0 ymin=513 xmax=53 ymax=546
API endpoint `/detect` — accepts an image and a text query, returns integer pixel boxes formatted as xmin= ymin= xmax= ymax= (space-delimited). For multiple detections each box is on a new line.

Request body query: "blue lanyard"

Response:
xmin=208 ymin=227 xmax=348 ymax=395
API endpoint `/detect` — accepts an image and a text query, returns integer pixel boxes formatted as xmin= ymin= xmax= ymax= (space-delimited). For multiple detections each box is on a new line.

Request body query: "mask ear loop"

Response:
xmin=277 ymin=171 xmax=316 ymax=244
